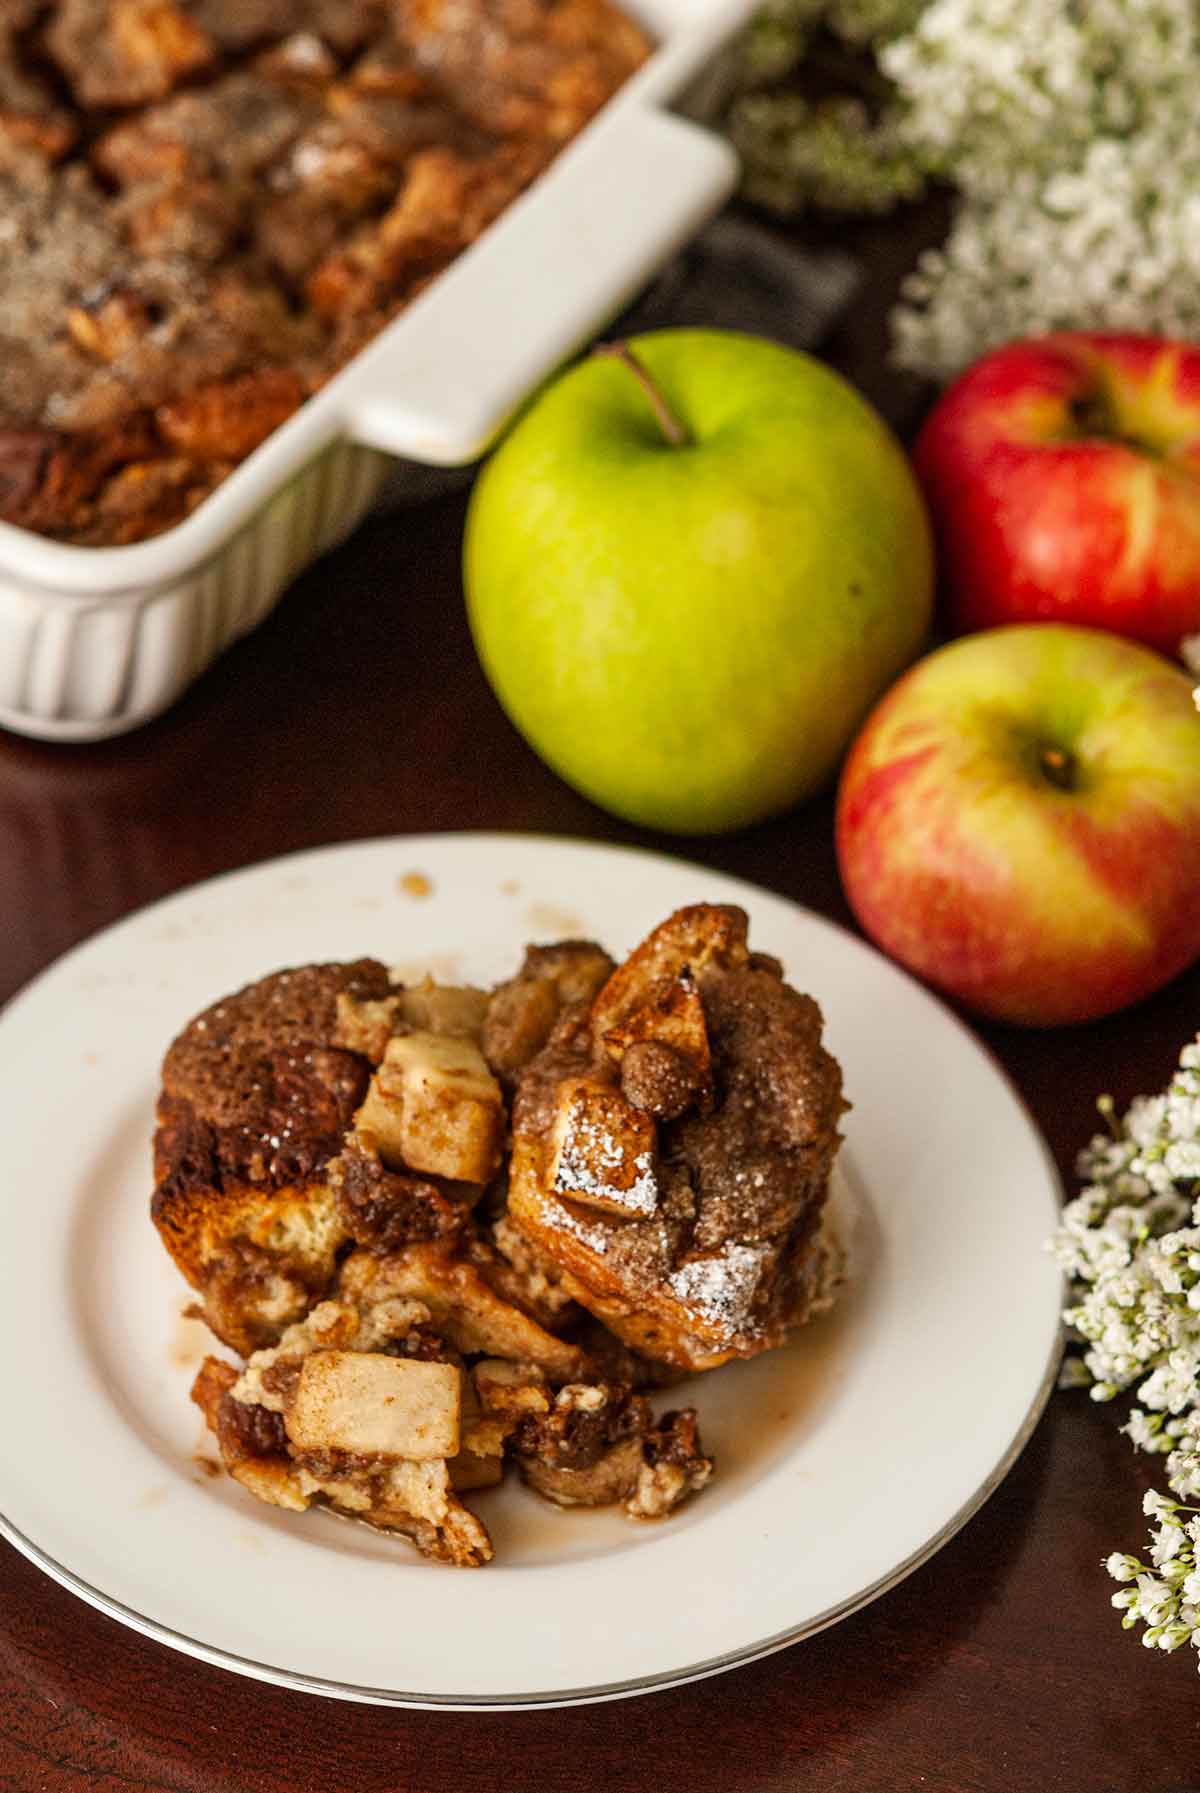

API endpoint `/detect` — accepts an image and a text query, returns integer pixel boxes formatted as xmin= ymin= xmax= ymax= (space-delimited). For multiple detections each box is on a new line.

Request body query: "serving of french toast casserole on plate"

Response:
xmin=151 ymin=904 xmax=847 ymax=1567
xmin=0 ymin=0 xmax=651 ymax=544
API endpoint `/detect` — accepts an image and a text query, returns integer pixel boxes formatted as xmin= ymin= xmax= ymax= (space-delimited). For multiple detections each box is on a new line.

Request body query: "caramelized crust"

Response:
xmin=156 ymin=369 xmax=307 ymax=460
xmin=397 ymin=0 xmax=652 ymax=142
xmin=156 ymin=959 xmax=391 ymax=1196
xmin=0 ymin=29 xmax=75 ymax=159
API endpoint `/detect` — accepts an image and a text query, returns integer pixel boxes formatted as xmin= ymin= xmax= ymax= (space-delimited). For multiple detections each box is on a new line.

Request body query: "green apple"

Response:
xmin=464 ymin=330 xmax=934 ymax=833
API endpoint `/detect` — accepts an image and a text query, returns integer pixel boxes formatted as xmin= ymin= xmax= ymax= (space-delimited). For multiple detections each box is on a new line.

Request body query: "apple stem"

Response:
xmin=593 ymin=341 xmax=692 ymax=449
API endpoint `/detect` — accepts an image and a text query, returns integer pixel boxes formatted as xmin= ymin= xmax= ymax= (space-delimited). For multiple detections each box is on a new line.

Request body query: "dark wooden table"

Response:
xmin=2 ymin=206 xmax=1199 ymax=1793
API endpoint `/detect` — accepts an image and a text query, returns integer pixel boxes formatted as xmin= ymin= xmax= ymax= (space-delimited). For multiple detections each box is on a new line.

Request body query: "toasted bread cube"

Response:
xmin=356 ymin=1030 xmax=503 ymax=1182
xmin=286 ymin=1351 xmax=461 ymax=1458
xmin=603 ymin=970 xmax=712 ymax=1096
xmin=481 ymin=976 xmax=559 ymax=1078
xmin=113 ymin=0 xmax=214 ymax=88
xmin=546 ymin=1077 xmax=658 ymax=1218
xmin=334 ymin=983 xmax=488 ymax=1062
xmin=590 ymin=904 xmax=748 ymax=1037
xmin=47 ymin=0 xmax=214 ymax=109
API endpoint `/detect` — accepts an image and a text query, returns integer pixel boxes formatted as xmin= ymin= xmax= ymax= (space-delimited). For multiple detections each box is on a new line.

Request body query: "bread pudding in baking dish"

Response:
xmin=0 ymin=0 xmax=651 ymax=545
xmin=153 ymin=906 xmax=847 ymax=1566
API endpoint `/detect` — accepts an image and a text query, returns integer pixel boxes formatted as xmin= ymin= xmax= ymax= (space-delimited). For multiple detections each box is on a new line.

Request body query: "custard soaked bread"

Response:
xmin=506 ymin=907 xmax=847 ymax=1372
xmin=153 ymin=959 xmax=394 ymax=1355
xmin=152 ymin=959 xmax=501 ymax=1353
xmin=159 ymin=905 xmax=846 ymax=1565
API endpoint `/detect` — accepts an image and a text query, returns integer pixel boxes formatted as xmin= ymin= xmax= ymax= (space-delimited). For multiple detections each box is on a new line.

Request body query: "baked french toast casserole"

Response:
xmin=152 ymin=905 xmax=847 ymax=1566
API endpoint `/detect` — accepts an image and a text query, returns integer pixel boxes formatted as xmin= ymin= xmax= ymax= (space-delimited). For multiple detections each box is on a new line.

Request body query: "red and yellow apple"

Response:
xmin=835 ymin=624 xmax=1200 ymax=1026
xmin=914 ymin=333 xmax=1200 ymax=660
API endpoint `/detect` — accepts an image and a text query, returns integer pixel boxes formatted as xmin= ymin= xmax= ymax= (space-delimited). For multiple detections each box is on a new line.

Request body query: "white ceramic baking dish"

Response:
xmin=0 ymin=0 xmax=753 ymax=742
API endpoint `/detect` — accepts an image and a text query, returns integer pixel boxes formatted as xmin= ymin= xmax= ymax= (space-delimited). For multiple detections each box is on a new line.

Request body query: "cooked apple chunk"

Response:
xmin=285 ymin=1350 xmax=461 ymax=1459
xmin=546 ymin=1076 xmax=658 ymax=1218
xmin=334 ymin=980 xmax=489 ymax=1063
xmin=448 ymin=1359 xmax=546 ymax=1491
xmin=394 ymin=982 xmax=489 ymax=1041
xmin=356 ymin=1029 xmax=503 ymax=1183
xmin=333 ymin=989 xmax=402 ymax=1062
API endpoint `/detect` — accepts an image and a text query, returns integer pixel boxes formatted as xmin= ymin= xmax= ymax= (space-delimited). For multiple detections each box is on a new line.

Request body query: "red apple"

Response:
xmin=835 ymin=624 xmax=1200 ymax=1026
xmin=915 ymin=333 xmax=1200 ymax=660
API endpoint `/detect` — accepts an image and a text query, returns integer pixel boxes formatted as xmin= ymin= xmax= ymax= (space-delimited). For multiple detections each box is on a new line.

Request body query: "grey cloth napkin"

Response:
xmin=618 ymin=213 xmax=859 ymax=348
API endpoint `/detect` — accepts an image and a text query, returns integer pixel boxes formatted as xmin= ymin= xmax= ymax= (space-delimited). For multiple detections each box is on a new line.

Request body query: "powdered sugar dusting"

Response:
xmin=554 ymin=1123 xmax=658 ymax=1217
xmin=668 ymin=1243 xmax=769 ymax=1339
xmin=544 ymin=1192 xmax=612 ymax=1256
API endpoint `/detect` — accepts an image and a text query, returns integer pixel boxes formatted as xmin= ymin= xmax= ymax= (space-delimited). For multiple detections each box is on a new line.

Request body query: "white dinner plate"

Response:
xmin=0 ymin=833 xmax=1063 ymax=1709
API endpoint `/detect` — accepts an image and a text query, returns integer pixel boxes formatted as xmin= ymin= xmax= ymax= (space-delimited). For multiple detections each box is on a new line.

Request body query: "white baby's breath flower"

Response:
xmin=1124 ymin=1409 xmax=1169 ymax=1453
xmin=1136 ymin=1574 xmax=1177 ymax=1628
xmin=1053 ymin=1037 xmax=1200 ymax=1667
xmin=1167 ymin=1144 xmax=1200 ymax=1184
xmin=1151 ymin=1521 xmax=1188 ymax=1567
xmin=882 ymin=0 xmax=1200 ymax=380
xmin=1170 ymin=1459 xmax=1200 ymax=1503
xmin=1166 ymin=1419 xmax=1200 ymax=1500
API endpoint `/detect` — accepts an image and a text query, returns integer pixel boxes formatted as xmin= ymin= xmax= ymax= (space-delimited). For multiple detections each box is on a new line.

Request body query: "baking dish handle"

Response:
xmin=340 ymin=106 xmax=739 ymax=467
